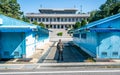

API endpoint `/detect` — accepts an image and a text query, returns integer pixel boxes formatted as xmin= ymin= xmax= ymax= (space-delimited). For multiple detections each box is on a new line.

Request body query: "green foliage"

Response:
xmin=39 ymin=22 xmax=45 ymax=28
xmin=57 ymin=32 xmax=63 ymax=36
xmin=74 ymin=22 xmax=81 ymax=29
xmin=0 ymin=0 xmax=23 ymax=19
xmin=32 ymin=21 xmax=38 ymax=25
xmin=73 ymin=20 xmax=88 ymax=30
xmin=89 ymin=0 xmax=120 ymax=22
xmin=81 ymin=19 xmax=88 ymax=27
xmin=22 ymin=15 xmax=30 ymax=23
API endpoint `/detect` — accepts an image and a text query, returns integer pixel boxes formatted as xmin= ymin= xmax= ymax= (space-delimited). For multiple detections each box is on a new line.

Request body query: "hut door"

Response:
xmin=110 ymin=32 xmax=120 ymax=58
xmin=98 ymin=33 xmax=111 ymax=58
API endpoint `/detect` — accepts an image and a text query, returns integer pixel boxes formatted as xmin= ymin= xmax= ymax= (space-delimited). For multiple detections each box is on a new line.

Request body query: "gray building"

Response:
xmin=26 ymin=8 xmax=90 ymax=29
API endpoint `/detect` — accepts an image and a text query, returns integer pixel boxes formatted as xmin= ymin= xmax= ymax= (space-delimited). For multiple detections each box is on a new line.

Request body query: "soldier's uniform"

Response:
xmin=57 ymin=40 xmax=64 ymax=61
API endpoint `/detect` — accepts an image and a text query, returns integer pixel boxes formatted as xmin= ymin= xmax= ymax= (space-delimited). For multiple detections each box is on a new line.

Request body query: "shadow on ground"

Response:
xmin=53 ymin=41 xmax=93 ymax=63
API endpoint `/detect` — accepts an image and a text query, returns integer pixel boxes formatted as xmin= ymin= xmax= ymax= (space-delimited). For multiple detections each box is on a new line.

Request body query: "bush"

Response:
xmin=57 ymin=32 xmax=63 ymax=36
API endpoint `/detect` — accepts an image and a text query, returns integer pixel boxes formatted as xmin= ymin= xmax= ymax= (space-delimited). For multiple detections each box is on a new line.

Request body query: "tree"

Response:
xmin=81 ymin=19 xmax=88 ymax=27
xmin=89 ymin=0 xmax=120 ymax=22
xmin=0 ymin=0 xmax=22 ymax=19
xmin=32 ymin=21 xmax=38 ymax=25
xmin=39 ymin=22 xmax=45 ymax=28
xmin=74 ymin=22 xmax=81 ymax=29
xmin=22 ymin=15 xmax=30 ymax=23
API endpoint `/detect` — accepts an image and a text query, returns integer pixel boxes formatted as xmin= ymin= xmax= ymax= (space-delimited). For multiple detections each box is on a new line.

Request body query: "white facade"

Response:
xmin=26 ymin=8 xmax=90 ymax=29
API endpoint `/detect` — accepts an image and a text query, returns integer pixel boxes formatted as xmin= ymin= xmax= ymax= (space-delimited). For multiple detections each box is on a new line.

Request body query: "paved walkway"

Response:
xmin=29 ymin=42 xmax=54 ymax=63
xmin=42 ymin=41 xmax=86 ymax=63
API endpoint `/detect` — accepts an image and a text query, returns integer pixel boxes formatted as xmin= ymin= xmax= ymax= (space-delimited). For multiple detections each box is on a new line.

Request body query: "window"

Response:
xmin=34 ymin=18 xmax=37 ymax=21
xmin=81 ymin=33 xmax=87 ymax=39
xmin=4 ymin=51 xmax=9 ymax=56
xmin=61 ymin=18 xmax=63 ymax=22
xmin=46 ymin=18 xmax=49 ymax=22
xmin=50 ymin=18 xmax=53 ymax=22
xmin=72 ymin=18 xmax=74 ymax=22
xmin=57 ymin=18 xmax=60 ymax=22
xmin=39 ymin=18 xmax=41 ymax=22
xmin=76 ymin=18 xmax=79 ymax=22
xmin=31 ymin=18 xmax=34 ymax=22
xmin=42 ymin=18 xmax=45 ymax=22
xmin=112 ymin=52 xmax=118 ymax=56
xmin=65 ymin=18 xmax=67 ymax=22
xmin=14 ymin=52 xmax=19 ymax=56
xmin=69 ymin=18 xmax=71 ymax=22
xmin=46 ymin=25 xmax=49 ymax=28
xmin=102 ymin=52 xmax=107 ymax=56
xmin=73 ymin=34 xmax=79 ymax=38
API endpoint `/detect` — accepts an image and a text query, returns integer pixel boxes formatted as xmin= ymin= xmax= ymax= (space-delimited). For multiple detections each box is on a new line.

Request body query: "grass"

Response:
xmin=57 ymin=32 xmax=63 ymax=36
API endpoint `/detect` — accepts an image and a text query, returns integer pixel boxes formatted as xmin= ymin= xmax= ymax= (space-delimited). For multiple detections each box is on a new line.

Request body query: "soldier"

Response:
xmin=57 ymin=39 xmax=64 ymax=61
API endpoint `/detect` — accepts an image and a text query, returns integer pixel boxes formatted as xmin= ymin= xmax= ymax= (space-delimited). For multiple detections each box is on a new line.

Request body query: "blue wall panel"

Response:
xmin=0 ymin=32 xmax=25 ymax=59
xmin=98 ymin=32 xmax=120 ymax=58
xmin=73 ymin=14 xmax=120 ymax=59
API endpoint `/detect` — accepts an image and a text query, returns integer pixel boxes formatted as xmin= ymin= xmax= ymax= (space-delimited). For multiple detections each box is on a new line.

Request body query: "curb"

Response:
xmin=0 ymin=62 xmax=120 ymax=70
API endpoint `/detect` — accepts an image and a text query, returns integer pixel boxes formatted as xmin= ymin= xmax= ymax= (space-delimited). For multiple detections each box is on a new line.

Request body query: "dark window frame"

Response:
xmin=101 ymin=52 xmax=107 ymax=57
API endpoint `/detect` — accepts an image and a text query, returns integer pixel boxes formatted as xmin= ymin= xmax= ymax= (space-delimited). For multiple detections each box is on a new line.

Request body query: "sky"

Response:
xmin=17 ymin=0 xmax=106 ymax=14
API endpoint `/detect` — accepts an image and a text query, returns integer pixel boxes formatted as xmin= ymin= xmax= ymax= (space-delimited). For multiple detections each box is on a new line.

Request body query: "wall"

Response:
xmin=35 ymin=31 xmax=49 ymax=49
xmin=97 ymin=32 xmax=120 ymax=58
xmin=25 ymin=30 xmax=49 ymax=58
xmin=73 ymin=16 xmax=120 ymax=59
xmin=0 ymin=32 xmax=25 ymax=59
xmin=25 ymin=32 xmax=36 ymax=58
xmin=96 ymin=17 xmax=120 ymax=59
xmin=73 ymin=31 xmax=97 ymax=57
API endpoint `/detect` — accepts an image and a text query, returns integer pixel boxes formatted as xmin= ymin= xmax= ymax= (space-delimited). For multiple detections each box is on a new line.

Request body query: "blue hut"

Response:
xmin=0 ymin=14 xmax=49 ymax=59
xmin=73 ymin=13 xmax=120 ymax=59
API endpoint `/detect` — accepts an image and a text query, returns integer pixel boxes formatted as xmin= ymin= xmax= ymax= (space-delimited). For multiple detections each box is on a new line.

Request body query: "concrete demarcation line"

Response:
xmin=0 ymin=62 xmax=120 ymax=70
xmin=0 ymin=70 xmax=120 ymax=74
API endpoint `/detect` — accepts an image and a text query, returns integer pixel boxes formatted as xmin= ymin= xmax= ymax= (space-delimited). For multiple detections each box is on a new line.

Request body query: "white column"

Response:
xmin=44 ymin=18 xmax=46 ymax=22
xmin=60 ymin=17 xmax=61 ymax=22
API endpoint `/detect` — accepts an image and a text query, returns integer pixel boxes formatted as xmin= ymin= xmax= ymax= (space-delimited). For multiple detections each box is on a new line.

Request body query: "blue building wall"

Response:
xmin=97 ymin=32 xmax=120 ymax=58
xmin=73 ymin=13 xmax=120 ymax=59
xmin=0 ymin=32 xmax=26 ymax=58
xmin=73 ymin=31 xmax=97 ymax=57
xmin=96 ymin=17 xmax=120 ymax=58
xmin=0 ymin=14 xmax=49 ymax=59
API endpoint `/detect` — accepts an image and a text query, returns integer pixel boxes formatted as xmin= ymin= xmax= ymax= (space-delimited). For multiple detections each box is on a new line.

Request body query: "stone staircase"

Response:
xmin=49 ymin=29 xmax=73 ymax=41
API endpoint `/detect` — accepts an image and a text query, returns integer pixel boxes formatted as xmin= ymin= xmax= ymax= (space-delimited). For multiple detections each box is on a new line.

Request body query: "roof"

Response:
xmin=90 ymin=28 xmax=120 ymax=32
xmin=0 ymin=14 xmax=37 ymax=27
xmin=0 ymin=14 xmax=49 ymax=33
xmin=39 ymin=8 xmax=78 ymax=11
xmin=39 ymin=8 xmax=78 ymax=14
xmin=77 ymin=13 xmax=120 ymax=31
xmin=26 ymin=13 xmax=90 ymax=17
xmin=0 ymin=27 xmax=32 ymax=32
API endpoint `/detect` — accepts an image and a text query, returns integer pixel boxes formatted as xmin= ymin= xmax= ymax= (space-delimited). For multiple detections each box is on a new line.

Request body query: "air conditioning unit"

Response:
xmin=0 ymin=18 xmax=3 ymax=24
